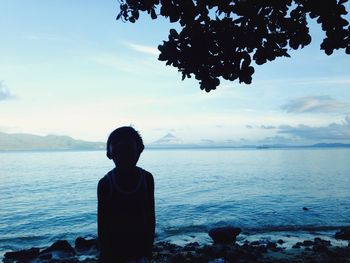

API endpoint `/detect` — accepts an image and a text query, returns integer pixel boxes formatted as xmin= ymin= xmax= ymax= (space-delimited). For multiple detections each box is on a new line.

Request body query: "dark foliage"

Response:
xmin=117 ymin=0 xmax=350 ymax=92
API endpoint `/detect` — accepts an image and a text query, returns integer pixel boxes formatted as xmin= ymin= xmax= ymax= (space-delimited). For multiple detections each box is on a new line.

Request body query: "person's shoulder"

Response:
xmin=138 ymin=167 xmax=154 ymax=184
xmin=98 ymin=169 xmax=114 ymax=191
xmin=138 ymin=167 xmax=153 ymax=178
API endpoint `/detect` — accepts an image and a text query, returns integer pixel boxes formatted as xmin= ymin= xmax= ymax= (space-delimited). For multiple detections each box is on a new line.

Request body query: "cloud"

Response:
xmin=22 ymin=34 xmax=67 ymax=42
xmin=0 ymin=125 xmax=17 ymax=132
xmin=123 ymin=42 xmax=159 ymax=56
xmin=200 ymin=139 xmax=215 ymax=144
xmin=258 ymin=135 xmax=301 ymax=145
xmin=281 ymin=96 xmax=348 ymax=113
xmin=0 ymin=82 xmax=14 ymax=101
xmin=277 ymin=116 xmax=350 ymax=141
xmin=245 ymin=125 xmax=276 ymax=129
xmin=89 ymin=51 xmax=176 ymax=78
xmin=260 ymin=125 xmax=276 ymax=129
xmin=153 ymin=128 xmax=176 ymax=132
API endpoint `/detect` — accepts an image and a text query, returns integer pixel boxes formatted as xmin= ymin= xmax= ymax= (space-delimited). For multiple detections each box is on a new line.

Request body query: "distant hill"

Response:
xmin=149 ymin=133 xmax=350 ymax=149
xmin=312 ymin=143 xmax=350 ymax=148
xmin=2 ymin=131 xmax=349 ymax=151
xmin=0 ymin=132 xmax=105 ymax=151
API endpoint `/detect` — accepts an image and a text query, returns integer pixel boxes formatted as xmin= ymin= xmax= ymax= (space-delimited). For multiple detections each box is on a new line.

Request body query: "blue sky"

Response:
xmin=0 ymin=0 xmax=349 ymax=145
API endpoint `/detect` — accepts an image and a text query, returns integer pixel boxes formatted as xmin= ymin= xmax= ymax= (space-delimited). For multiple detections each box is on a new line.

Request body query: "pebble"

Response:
xmin=335 ymin=227 xmax=350 ymax=240
xmin=208 ymin=226 xmax=241 ymax=244
xmin=277 ymin=239 xmax=284 ymax=245
xmin=4 ymin=234 xmax=350 ymax=263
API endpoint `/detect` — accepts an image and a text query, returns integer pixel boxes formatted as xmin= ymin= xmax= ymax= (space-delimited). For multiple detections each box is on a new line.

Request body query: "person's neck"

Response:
xmin=116 ymin=166 xmax=137 ymax=177
xmin=115 ymin=166 xmax=140 ymax=190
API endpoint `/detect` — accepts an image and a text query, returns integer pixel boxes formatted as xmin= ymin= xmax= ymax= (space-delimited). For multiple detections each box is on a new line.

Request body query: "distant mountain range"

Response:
xmin=0 ymin=132 xmax=105 ymax=151
xmin=148 ymin=133 xmax=350 ymax=149
xmin=1 ymin=132 xmax=350 ymax=151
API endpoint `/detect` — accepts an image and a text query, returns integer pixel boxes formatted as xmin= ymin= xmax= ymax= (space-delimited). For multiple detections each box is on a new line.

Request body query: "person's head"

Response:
xmin=106 ymin=126 xmax=144 ymax=170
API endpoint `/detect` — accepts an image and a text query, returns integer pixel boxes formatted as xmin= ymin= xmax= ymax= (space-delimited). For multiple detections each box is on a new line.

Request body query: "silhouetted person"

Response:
xmin=98 ymin=127 xmax=155 ymax=263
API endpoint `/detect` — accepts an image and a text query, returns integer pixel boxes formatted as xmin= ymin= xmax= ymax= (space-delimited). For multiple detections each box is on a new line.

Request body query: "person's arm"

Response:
xmin=97 ymin=178 xmax=108 ymax=258
xmin=146 ymin=173 xmax=156 ymax=260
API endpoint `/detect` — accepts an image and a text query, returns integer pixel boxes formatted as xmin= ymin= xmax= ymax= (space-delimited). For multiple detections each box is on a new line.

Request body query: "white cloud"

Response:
xmin=281 ymin=95 xmax=348 ymax=113
xmin=293 ymin=78 xmax=350 ymax=86
xmin=260 ymin=125 xmax=276 ymax=130
xmin=123 ymin=42 xmax=159 ymax=56
xmin=22 ymin=33 xmax=69 ymax=42
xmin=89 ymin=52 xmax=176 ymax=78
xmin=248 ymin=77 xmax=350 ymax=86
xmin=277 ymin=116 xmax=350 ymax=141
xmin=0 ymin=125 xmax=17 ymax=132
xmin=258 ymin=135 xmax=302 ymax=145
xmin=0 ymin=82 xmax=15 ymax=101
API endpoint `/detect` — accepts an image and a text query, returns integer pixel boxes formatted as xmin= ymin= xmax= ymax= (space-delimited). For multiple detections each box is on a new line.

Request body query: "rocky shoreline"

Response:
xmin=3 ymin=227 xmax=350 ymax=263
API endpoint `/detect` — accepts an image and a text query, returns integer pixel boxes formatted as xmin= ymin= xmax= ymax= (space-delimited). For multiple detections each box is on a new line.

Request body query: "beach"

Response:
xmin=3 ymin=227 xmax=350 ymax=262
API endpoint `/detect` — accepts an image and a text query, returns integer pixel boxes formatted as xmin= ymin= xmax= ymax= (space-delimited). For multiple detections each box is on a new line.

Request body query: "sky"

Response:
xmin=0 ymin=0 xmax=350 ymax=145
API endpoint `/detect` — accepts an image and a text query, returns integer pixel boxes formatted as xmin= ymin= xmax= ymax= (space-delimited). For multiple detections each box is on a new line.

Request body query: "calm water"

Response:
xmin=1 ymin=148 xmax=350 ymax=254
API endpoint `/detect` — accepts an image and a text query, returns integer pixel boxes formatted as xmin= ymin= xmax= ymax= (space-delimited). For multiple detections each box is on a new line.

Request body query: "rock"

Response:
xmin=266 ymin=242 xmax=277 ymax=248
xmin=202 ymin=244 xmax=226 ymax=258
xmin=52 ymin=259 xmax=78 ymax=263
xmin=250 ymin=241 xmax=261 ymax=246
xmin=155 ymin=241 xmax=182 ymax=253
xmin=38 ymin=253 xmax=53 ymax=260
xmin=255 ymin=245 xmax=268 ymax=253
xmin=241 ymin=243 xmax=253 ymax=252
xmin=153 ymin=244 xmax=163 ymax=253
xmin=313 ymin=244 xmax=329 ymax=253
xmin=226 ymin=250 xmax=240 ymax=262
xmin=314 ymin=237 xmax=331 ymax=246
xmin=4 ymin=247 xmax=40 ymax=261
xmin=266 ymin=242 xmax=279 ymax=251
xmin=302 ymin=240 xmax=314 ymax=246
xmin=277 ymin=239 xmax=284 ymax=244
xmin=82 ymin=257 xmax=99 ymax=262
xmin=208 ymin=226 xmax=241 ymax=244
xmin=183 ymin=242 xmax=200 ymax=251
xmin=303 ymin=207 xmax=309 ymax=211
xmin=40 ymin=240 xmax=75 ymax=255
xmin=333 ymin=246 xmax=350 ymax=258
xmin=170 ymin=252 xmax=187 ymax=263
xmin=211 ymin=244 xmax=227 ymax=258
xmin=75 ymin=237 xmax=98 ymax=251
xmin=193 ymin=253 xmax=210 ymax=263
xmin=209 ymin=258 xmax=225 ymax=263
xmin=292 ymin=242 xmax=302 ymax=249
xmin=335 ymin=227 xmax=350 ymax=240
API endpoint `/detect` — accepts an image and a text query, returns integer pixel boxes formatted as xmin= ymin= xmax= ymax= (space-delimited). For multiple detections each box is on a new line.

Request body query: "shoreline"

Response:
xmin=3 ymin=228 xmax=350 ymax=262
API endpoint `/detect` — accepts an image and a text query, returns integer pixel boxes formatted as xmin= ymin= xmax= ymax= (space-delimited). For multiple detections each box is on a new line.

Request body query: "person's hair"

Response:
xmin=106 ymin=126 xmax=144 ymax=159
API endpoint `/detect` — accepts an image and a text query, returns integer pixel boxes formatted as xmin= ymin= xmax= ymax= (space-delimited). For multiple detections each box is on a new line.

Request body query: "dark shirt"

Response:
xmin=97 ymin=167 xmax=155 ymax=263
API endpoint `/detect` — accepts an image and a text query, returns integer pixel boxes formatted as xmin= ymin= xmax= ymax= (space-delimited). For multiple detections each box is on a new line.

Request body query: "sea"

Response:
xmin=1 ymin=148 xmax=350 ymax=257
